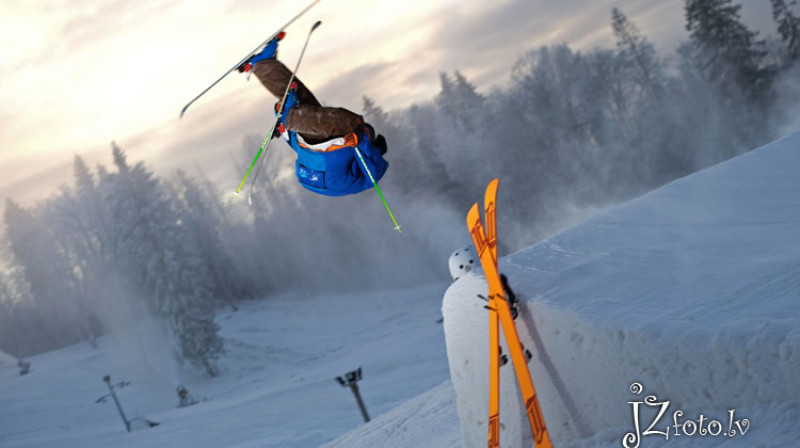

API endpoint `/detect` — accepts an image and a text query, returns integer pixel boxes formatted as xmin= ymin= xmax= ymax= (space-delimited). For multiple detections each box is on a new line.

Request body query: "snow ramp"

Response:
xmin=445 ymin=132 xmax=800 ymax=447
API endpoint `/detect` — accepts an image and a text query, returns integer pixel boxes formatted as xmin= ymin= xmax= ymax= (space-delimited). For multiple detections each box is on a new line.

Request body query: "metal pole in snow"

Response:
xmin=102 ymin=375 xmax=131 ymax=432
xmin=350 ymin=382 xmax=371 ymax=423
xmin=336 ymin=367 xmax=370 ymax=423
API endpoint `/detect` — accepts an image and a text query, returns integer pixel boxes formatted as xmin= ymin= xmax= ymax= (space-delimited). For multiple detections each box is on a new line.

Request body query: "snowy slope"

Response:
xmin=0 ymin=284 xmax=452 ymax=448
xmin=319 ymin=380 xmax=461 ymax=448
xmin=434 ymin=131 xmax=800 ymax=447
xmin=499 ymin=131 xmax=800 ymax=444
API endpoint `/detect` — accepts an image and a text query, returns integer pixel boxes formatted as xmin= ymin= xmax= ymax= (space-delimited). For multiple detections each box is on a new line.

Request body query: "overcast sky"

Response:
xmin=0 ymin=0 xmax=777 ymax=211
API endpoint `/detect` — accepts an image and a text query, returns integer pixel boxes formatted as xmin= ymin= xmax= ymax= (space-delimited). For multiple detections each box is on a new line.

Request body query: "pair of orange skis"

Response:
xmin=467 ymin=179 xmax=554 ymax=448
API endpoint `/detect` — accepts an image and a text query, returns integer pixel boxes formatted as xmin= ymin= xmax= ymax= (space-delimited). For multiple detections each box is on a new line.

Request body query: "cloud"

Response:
xmin=411 ymin=0 xmax=658 ymax=89
xmin=314 ymin=61 xmax=401 ymax=110
xmin=0 ymin=0 xmax=782 ymax=215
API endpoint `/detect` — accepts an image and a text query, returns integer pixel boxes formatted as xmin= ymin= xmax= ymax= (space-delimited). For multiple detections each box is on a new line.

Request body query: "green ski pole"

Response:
xmin=353 ymin=147 xmax=401 ymax=234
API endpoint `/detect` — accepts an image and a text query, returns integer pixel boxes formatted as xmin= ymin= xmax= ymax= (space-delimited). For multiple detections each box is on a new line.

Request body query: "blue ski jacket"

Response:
xmin=277 ymin=91 xmax=388 ymax=197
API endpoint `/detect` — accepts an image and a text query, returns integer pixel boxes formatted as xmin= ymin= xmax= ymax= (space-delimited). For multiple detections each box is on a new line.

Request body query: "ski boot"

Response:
xmin=238 ymin=31 xmax=286 ymax=79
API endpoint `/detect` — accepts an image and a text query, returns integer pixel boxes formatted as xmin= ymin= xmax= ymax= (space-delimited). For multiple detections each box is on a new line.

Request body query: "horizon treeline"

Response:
xmin=1 ymin=0 xmax=799 ymax=373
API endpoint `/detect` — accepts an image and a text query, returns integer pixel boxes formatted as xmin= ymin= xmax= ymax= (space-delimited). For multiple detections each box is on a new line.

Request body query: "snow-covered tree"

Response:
xmin=169 ymin=170 xmax=246 ymax=311
xmin=436 ymin=71 xmax=485 ymax=131
xmin=98 ymin=143 xmax=223 ymax=374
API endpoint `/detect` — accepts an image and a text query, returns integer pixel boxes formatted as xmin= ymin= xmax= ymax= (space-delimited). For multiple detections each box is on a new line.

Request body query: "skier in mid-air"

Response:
xmin=238 ymin=32 xmax=389 ymax=197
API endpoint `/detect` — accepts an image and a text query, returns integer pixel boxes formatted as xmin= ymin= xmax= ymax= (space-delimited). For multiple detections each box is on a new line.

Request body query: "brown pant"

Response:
xmin=253 ymin=59 xmax=364 ymax=142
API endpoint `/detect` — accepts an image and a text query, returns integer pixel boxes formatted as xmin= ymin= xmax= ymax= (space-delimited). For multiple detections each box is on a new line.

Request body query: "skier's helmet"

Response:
xmin=448 ymin=245 xmax=478 ymax=280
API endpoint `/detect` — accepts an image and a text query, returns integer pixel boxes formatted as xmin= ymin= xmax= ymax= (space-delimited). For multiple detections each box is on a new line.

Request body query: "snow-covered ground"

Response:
xmin=0 ymin=284 xmax=454 ymax=448
xmin=2 ymin=132 xmax=799 ymax=448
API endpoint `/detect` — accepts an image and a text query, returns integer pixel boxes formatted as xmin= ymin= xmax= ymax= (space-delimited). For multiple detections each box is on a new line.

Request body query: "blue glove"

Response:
xmin=250 ymin=31 xmax=285 ymax=64
xmin=277 ymin=89 xmax=298 ymax=121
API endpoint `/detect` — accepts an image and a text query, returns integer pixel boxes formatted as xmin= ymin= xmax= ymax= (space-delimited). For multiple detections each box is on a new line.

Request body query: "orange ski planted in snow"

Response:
xmin=467 ymin=178 xmax=554 ymax=448
xmin=469 ymin=203 xmax=501 ymax=448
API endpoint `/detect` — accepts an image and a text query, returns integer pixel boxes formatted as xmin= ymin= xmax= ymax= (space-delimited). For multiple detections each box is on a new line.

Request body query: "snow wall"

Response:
xmin=443 ymin=132 xmax=800 ymax=447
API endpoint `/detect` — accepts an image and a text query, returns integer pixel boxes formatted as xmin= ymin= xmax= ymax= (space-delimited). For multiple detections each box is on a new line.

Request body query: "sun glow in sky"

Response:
xmin=0 ymin=0 xmax=775 ymax=210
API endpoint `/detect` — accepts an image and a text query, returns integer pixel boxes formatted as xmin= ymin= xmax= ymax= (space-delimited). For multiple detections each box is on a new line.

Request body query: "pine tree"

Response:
xmin=436 ymin=71 xmax=485 ymax=130
xmin=771 ymin=0 xmax=800 ymax=61
xmin=47 ymin=163 xmax=105 ymax=345
xmin=684 ymin=0 xmax=771 ymax=99
xmin=169 ymin=266 xmax=223 ymax=376
xmin=70 ymin=155 xmax=112 ymax=262
xmin=611 ymin=8 xmax=664 ymax=95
